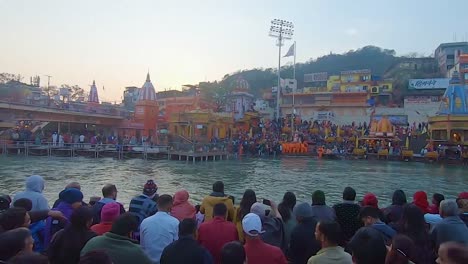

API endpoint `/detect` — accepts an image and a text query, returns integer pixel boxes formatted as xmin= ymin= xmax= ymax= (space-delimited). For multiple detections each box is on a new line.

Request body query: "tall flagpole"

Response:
xmin=293 ymin=41 xmax=296 ymax=115
xmin=292 ymin=41 xmax=296 ymax=134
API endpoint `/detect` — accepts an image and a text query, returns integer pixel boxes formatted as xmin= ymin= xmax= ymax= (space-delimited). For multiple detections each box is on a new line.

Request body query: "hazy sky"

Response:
xmin=1 ymin=0 xmax=467 ymax=101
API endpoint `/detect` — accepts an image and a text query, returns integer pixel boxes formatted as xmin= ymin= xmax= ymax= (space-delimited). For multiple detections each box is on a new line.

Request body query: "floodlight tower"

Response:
xmin=269 ymin=19 xmax=294 ymax=120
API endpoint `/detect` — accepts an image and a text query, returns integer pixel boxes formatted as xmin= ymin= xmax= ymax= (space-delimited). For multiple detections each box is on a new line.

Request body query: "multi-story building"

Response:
xmin=281 ymin=69 xmax=392 ymax=124
xmin=435 ymin=42 xmax=468 ymax=75
xmin=448 ymin=53 xmax=468 ymax=85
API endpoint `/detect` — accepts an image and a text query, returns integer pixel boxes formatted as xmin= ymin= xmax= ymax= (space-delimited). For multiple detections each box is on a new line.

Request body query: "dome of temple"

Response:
xmin=138 ymin=72 xmax=157 ymax=101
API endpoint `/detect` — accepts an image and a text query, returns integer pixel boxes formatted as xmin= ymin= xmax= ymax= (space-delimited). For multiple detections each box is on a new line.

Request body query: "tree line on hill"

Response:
xmin=199 ymin=45 xmax=443 ymax=107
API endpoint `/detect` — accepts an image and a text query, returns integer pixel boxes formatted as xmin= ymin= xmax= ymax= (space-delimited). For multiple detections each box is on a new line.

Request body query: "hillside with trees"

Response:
xmin=199 ymin=45 xmax=441 ymax=106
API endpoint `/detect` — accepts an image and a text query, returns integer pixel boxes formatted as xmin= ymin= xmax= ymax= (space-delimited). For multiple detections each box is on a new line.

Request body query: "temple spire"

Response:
xmin=146 ymin=71 xmax=151 ymax=82
xmin=88 ymin=80 xmax=99 ymax=103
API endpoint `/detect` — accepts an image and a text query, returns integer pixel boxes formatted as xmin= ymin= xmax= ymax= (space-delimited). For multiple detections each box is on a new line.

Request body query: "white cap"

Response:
xmin=242 ymin=213 xmax=264 ymax=236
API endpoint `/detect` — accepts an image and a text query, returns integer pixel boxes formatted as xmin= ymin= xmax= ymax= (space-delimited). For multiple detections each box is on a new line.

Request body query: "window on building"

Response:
xmin=465 ymin=73 xmax=468 ymax=80
xmin=463 ymin=64 xmax=468 ymax=69
xmin=360 ymin=75 xmax=370 ymax=81
xmin=432 ymin=130 xmax=447 ymax=140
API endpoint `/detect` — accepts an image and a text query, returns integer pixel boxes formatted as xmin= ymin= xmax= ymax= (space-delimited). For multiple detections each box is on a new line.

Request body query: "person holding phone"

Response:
xmin=250 ymin=199 xmax=286 ymax=252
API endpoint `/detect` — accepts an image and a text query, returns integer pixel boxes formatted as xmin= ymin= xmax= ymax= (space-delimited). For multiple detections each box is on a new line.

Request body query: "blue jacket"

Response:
xmin=371 ymin=221 xmax=396 ymax=243
xmin=13 ymin=175 xmax=49 ymax=211
xmin=431 ymin=216 xmax=468 ymax=248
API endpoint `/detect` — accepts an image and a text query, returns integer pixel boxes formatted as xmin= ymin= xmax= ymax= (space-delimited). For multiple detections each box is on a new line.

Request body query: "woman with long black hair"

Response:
xmin=48 ymin=207 xmax=96 ymax=264
xmin=278 ymin=191 xmax=297 ymax=246
xmin=234 ymin=189 xmax=257 ymax=242
xmin=397 ymin=204 xmax=435 ymax=264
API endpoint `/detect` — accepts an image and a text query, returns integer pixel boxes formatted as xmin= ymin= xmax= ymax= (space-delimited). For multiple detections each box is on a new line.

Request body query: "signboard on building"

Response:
xmin=373 ymin=115 xmax=408 ymax=126
xmin=314 ymin=111 xmax=335 ymax=121
xmin=304 ymin=72 xmax=328 ymax=82
xmin=408 ymin=78 xmax=450 ymax=90
xmin=340 ymin=69 xmax=371 ymax=75
xmin=404 ymin=95 xmax=441 ymax=105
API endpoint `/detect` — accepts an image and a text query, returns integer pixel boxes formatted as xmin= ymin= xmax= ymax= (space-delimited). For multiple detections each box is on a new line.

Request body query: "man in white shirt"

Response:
xmin=79 ymin=134 xmax=85 ymax=148
xmin=52 ymin=132 xmax=57 ymax=146
xmin=140 ymin=194 xmax=179 ymax=264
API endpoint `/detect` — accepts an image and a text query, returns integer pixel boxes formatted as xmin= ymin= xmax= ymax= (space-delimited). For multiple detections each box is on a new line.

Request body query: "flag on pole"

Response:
xmin=283 ymin=43 xmax=295 ymax=57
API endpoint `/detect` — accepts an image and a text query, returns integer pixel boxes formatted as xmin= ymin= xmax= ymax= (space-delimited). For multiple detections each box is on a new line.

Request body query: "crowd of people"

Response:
xmin=1 ymin=175 xmax=468 ymax=264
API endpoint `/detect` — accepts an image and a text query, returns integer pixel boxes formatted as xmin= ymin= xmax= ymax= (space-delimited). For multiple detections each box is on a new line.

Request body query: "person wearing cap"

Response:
xmin=43 ymin=188 xmax=84 ymax=249
xmin=200 ymin=181 xmax=235 ymax=222
xmin=362 ymin=193 xmax=379 ymax=208
xmin=250 ymin=201 xmax=286 ymax=251
xmin=308 ymin=221 xmax=352 ymax=264
xmin=310 ymin=190 xmax=336 ymax=222
xmin=91 ymin=202 xmax=121 ymax=235
xmin=92 ymin=184 xmax=125 ymax=225
xmin=288 ymin=203 xmax=321 ymax=264
xmin=242 ymin=213 xmax=287 ymax=264
xmin=52 ymin=182 xmax=87 ymax=208
xmin=13 ymin=175 xmax=49 ymax=211
xmin=128 ymin=180 xmax=158 ymax=240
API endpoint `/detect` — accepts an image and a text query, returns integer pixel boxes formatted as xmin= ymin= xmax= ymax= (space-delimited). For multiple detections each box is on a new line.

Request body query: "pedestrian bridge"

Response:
xmin=0 ymin=101 xmax=125 ymax=127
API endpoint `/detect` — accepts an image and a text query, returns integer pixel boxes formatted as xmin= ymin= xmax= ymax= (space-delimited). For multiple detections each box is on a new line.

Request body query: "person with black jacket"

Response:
xmin=160 ymin=218 xmax=213 ymax=264
xmin=333 ymin=187 xmax=362 ymax=242
xmin=288 ymin=203 xmax=321 ymax=264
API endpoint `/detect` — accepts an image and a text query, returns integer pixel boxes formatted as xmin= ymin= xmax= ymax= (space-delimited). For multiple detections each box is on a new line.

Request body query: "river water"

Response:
xmin=0 ymin=156 xmax=466 ymax=208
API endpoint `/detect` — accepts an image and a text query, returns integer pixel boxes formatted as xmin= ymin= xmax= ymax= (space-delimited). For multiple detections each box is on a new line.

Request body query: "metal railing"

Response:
xmin=168 ymin=142 xmax=228 ymax=153
xmin=0 ymin=140 xmax=170 ymax=160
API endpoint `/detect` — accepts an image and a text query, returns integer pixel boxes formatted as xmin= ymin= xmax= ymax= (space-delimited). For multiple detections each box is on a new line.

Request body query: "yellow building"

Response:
xmin=168 ymin=109 xmax=233 ymax=142
xmin=338 ymin=69 xmax=393 ymax=94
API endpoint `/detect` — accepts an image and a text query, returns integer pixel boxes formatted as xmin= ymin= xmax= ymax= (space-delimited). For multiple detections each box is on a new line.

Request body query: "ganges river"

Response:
xmin=0 ymin=156 xmax=467 ymax=208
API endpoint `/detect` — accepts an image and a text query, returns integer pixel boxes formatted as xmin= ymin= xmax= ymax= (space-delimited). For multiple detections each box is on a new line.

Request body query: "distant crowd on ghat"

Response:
xmin=229 ymin=119 xmax=429 ymax=157
xmin=1 ymin=175 xmax=468 ymax=264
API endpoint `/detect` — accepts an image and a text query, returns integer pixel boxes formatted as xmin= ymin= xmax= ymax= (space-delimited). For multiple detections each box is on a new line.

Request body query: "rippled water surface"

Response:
xmin=0 ymin=156 xmax=467 ymax=208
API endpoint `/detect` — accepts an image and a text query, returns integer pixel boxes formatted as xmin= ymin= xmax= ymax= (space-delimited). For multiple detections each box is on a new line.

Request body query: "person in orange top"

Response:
xmin=91 ymin=202 xmax=121 ymax=235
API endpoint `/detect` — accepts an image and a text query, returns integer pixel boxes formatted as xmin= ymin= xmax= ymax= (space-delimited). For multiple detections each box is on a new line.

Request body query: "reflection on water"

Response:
xmin=0 ymin=156 xmax=466 ymax=208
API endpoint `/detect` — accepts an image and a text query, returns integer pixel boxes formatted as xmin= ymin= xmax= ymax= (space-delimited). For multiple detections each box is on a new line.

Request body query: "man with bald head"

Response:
xmin=92 ymin=184 xmax=126 ymax=225
xmin=53 ymin=182 xmax=85 ymax=208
